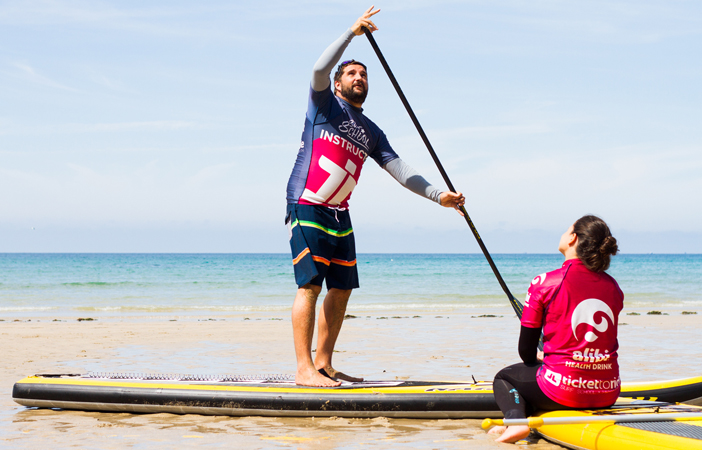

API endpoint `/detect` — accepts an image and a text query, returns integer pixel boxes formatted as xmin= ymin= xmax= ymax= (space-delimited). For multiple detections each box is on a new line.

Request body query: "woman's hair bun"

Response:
xmin=599 ymin=236 xmax=619 ymax=256
xmin=573 ymin=215 xmax=618 ymax=272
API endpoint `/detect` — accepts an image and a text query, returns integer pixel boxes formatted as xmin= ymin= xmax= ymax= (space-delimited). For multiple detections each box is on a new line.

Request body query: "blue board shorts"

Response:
xmin=286 ymin=204 xmax=359 ymax=290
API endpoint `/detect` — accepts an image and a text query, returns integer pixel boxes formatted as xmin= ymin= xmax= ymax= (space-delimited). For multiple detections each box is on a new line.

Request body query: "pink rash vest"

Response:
xmin=522 ymin=258 xmax=624 ymax=408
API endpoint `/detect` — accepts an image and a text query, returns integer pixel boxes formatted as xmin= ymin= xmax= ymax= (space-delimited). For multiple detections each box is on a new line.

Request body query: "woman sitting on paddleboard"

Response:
xmin=489 ymin=215 xmax=622 ymax=443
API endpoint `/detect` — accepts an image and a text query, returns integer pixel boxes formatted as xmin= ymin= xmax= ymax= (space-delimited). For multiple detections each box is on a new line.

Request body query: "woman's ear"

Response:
xmin=568 ymin=232 xmax=578 ymax=248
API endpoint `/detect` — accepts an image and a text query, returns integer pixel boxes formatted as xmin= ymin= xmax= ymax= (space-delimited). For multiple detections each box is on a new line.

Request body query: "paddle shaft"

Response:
xmin=362 ymin=28 xmax=523 ymax=318
xmin=482 ymin=413 xmax=702 ymax=429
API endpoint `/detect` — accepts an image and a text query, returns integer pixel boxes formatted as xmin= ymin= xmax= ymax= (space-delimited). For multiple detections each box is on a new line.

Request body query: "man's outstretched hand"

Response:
xmin=440 ymin=191 xmax=466 ymax=216
xmin=351 ymin=5 xmax=380 ymax=35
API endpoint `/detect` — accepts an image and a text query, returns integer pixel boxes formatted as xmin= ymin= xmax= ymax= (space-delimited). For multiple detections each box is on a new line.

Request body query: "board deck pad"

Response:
xmin=620 ymin=421 xmax=702 ymax=440
xmin=80 ymin=372 xmax=407 ymax=388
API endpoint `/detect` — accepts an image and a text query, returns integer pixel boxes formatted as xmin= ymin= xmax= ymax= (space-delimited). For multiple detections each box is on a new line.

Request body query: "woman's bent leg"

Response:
xmin=494 ymin=363 xmax=542 ymax=419
xmin=491 ymin=363 xmax=542 ymax=443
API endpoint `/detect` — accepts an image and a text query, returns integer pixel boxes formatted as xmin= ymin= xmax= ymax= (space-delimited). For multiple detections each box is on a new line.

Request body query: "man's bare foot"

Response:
xmin=487 ymin=425 xmax=506 ymax=435
xmin=296 ymin=366 xmax=341 ymax=387
xmin=318 ymin=366 xmax=363 ymax=382
xmin=494 ymin=425 xmax=530 ymax=443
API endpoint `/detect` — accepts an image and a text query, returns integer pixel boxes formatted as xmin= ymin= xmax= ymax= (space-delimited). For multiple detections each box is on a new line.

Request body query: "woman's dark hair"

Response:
xmin=573 ymin=215 xmax=619 ymax=273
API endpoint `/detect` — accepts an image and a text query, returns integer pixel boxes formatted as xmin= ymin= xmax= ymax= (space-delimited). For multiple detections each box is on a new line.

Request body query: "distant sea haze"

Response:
xmin=1 ymin=254 xmax=700 ymax=317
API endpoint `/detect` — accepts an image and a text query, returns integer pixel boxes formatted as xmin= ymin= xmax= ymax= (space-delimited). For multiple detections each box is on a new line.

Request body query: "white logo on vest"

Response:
xmin=571 ymin=299 xmax=614 ymax=343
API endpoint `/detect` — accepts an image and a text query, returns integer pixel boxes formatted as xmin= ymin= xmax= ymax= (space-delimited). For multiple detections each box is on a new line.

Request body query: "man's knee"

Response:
xmin=329 ymin=287 xmax=352 ymax=294
xmin=298 ymin=284 xmax=322 ymax=301
xmin=326 ymin=288 xmax=352 ymax=304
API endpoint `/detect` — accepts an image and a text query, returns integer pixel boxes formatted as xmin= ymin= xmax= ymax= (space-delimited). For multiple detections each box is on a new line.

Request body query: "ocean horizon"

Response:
xmin=2 ymin=253 xmax=701 ymax=317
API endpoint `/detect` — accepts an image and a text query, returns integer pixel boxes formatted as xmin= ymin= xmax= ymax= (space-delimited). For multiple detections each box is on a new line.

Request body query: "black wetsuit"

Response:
xmin=493 ymin=327 xmax=578 ymax=419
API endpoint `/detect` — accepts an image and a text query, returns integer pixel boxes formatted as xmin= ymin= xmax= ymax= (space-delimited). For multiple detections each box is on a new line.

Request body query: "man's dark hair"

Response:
xmin=573 ymin=215 xmax=619 ymax=273
xmin=333 ymin=59 xmax=367 ymax=92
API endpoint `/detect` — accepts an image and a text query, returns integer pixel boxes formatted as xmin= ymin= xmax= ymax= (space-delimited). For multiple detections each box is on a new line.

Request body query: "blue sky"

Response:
xmin=1 ymin=1 xmax=700 ymax=253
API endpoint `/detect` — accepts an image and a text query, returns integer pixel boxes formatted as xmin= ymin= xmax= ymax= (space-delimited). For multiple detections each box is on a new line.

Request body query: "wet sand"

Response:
xmin=2 ymin=308 xmax=701 ymax=449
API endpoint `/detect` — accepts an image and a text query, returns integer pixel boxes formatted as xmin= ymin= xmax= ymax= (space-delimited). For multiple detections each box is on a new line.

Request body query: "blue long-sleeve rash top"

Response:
xmin=286 ymin=29 xmax=442 ymax=209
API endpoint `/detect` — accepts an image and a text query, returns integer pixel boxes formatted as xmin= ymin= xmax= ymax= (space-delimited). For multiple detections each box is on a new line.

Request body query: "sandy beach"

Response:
xmin=2 ymin=308 xmax=702 ymax=449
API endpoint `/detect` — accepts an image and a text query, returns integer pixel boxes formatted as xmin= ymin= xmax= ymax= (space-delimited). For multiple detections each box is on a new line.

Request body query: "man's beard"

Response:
xmin=340 ymin=82 xmax=368 ymax=104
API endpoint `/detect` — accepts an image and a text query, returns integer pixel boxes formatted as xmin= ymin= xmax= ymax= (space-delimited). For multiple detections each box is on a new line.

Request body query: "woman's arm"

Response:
xmin=518 ymin=325 xmax=541 ymax=364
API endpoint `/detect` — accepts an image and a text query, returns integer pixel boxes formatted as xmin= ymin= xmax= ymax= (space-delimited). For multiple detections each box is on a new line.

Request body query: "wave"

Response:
xmin=625 ymin=299 xmax=702 ymax=308
xmin=70 ymin=302 xmax=515 ymax=313
xmin=0 ymin=302 xmax=514 ymax=314
xmin=0 ymin=306 xmax=59 ymax=312
xmin=72 ymin=305 xmax=293 ymax=313
xmin=3 ymin=301 xmax=697 ymax=316
xmin=51 ymin=281 xmax=264 ymax=288
xmin=347 ymin=302 xmax=513 ymax=311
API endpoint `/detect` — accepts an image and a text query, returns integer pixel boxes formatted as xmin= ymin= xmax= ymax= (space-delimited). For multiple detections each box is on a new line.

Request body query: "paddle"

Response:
xmin=482 ymin=413 xmax=702 ymax=429
xmin=362 ymin=28 xmax=524 ymax=318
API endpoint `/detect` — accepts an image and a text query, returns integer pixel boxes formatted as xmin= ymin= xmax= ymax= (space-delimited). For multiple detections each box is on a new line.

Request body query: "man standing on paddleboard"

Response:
xmin=285 ymin=6 xmax=465 ymax=387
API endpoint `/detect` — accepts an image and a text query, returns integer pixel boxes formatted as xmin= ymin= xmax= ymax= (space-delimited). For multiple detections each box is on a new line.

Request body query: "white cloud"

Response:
xmin=0 ymin=0 xmax=255 ymax=42
xmin=186 ymin=162 xmax=238 ymax=186
xmin=431 ymin=124 xmax=552 ymax=139
xmin=9 ymin=62 xmax=80 ymax=92
xmin=85 ymin=70 xmax=136 ymax=94
xmin=0 ymin=120 xmax=202 ymax=136
xmin=0 ymin=0 xmax=203 ymax=25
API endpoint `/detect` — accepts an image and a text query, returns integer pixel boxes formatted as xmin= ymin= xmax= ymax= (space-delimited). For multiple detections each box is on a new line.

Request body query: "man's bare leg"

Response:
xmin=292 ymin=284 xmax=341 ymax=387
xmin=314 ymin=288 xmax=363 ymax=382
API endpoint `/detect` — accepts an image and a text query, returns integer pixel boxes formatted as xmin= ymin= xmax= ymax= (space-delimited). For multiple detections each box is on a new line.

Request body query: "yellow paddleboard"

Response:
xmin=537 ymin=401 xmax=702 ymax=450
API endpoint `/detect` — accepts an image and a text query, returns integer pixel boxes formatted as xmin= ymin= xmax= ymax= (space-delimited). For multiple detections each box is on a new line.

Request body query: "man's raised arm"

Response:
xmin=311 ymin=6 xmax=380 ymax=92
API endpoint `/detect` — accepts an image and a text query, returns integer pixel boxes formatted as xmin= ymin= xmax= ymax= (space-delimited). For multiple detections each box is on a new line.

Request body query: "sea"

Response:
xmin=1 ymin=253 xmax=701 ymax=318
